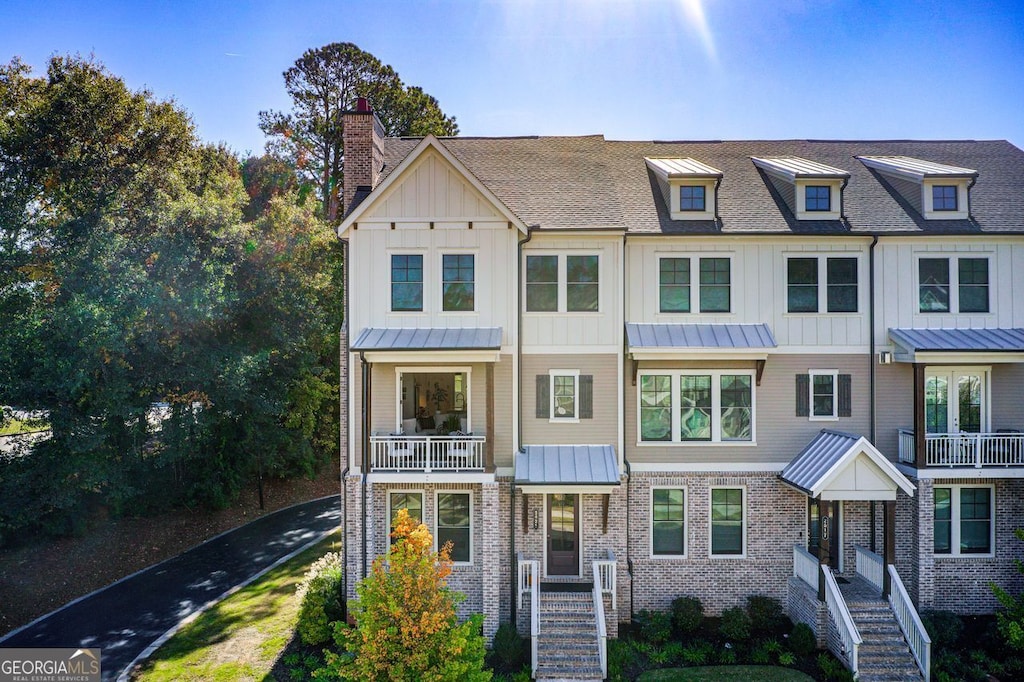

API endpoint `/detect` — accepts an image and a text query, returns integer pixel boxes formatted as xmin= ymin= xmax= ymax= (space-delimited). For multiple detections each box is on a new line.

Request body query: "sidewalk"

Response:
xmin=0 ymin=494 xmax=341 ymax=681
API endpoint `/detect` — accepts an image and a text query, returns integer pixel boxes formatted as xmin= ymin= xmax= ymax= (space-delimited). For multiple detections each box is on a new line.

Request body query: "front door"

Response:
xmin=547 ymin=493 xmax=579 ymax=576
xmin=809 ymin=500 xmax=841 ymax=570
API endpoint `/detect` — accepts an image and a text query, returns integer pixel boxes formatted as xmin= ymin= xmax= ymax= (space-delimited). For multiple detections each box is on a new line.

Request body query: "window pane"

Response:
xmin=720 ymin=375 xmax=752 ymax=440
xmin=925 ymin=376 xmax=948 ymax=434
xmin=442 ymin=254 xmax=474 ymax=311
xmin=805 ymin=185 xmax=831 ymax=211
xmin=699 ymin=258 xmax=730 ymax=312
xmin=390 ymin=492 xmax=422 ymax=544
xmin=391 ymin=255 xmax=423 ymax=311
xmin=660 ymin=258 xmax=691 ymax=313
xmin=958 ymin=258 xmax=989 ymax=313
xmin=827 ymin=258 xmax=858 ymax=312
xmin=553 ymin=375 xmax=576 ymax=418
xmin=711 ymin=489 xmax=743 ymax=555
xmin=526 ymin=255 xmax=558 ymax=312
xmin=934 ymin=488 xmax=951 ymax=554
xmin=567 ymin=255 xmax=599 ymax=311
xmin=653 ymin=489 xmax=685 ymax=555
xmin=919 ymin=258 xmax=950 ymax=312
xmin=680 ymin=376 xmax=712 ymax=441
xmin=960 ymin=488 xmax=991 ymax=554
xmin=932 ymin=185 xmax=958 ymax=211
xmin=640 ymin=375 xmax=672 ymax=441
xmin=812 ymin=374 xmax=835 ymax=417
xmin=680 ymin=185 xmax=706 ymax=211
xmin=437 ymin=493 xmax=471 ymax=562
xmin=787 ymin=258 xmax=818 ymax=313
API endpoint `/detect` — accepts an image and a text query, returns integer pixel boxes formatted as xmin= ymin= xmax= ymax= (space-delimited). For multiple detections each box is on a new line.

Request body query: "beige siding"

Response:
xmin=874 ymin=362 xmax=914 ymax=457
xmin=625 ymin=354 xmax=873 ymax=465
xmin=521 ymin=354 xmax=619 ymax=450
xmin=992 ymin=363 xmax=1024 ymax=430
xmin=492 ymin=357 xmax=515 ymax=468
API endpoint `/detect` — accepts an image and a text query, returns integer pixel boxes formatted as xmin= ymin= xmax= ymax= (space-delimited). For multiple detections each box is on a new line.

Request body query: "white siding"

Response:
xmin=364 ymin=150 xmax=502 ymax=220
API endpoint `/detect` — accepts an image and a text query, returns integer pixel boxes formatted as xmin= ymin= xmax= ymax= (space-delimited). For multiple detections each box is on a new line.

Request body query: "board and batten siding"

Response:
xmin=874 ymin=238 xmax=1024 ymax=347
xmin=624 ymin=237 xmax=871 ymax=350
xmin=521 ymin=235 xmax=623 ymax=349
xmin=624 ymin=354 xmax=872 ymax=466
xmin=521 ymin=354 xmax=619 ymax=450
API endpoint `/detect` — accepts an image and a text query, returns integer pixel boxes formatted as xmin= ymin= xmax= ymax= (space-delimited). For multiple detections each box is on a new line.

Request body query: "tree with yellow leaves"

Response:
xmin=316 ymin=508 xmax=491 ymax=681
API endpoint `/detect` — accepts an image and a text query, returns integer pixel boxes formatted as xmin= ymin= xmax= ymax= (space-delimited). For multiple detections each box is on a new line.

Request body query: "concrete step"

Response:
xmin=859 ymin=641 xmax=912 ymax=657
xmin=534 ymin=663 xmax=604 ymax=680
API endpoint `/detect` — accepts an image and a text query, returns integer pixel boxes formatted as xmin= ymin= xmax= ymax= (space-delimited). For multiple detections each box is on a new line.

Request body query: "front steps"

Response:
xmin=534 ymin=590 xmax=603 ymax=681
xmin=842 ymin=577 xmax=923 ymax=682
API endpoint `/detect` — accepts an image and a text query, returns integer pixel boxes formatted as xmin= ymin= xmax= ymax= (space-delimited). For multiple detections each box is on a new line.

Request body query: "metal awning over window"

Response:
xmin=626 ymin=323 xmax=776 ymax=361
xmin=889 ymin=327 xmax=1024 ymax=363
xmin=780 ymin=429 xmax=915 ymax=501
xmin=351 ymin=327 xmax=502 ymax=362
xmin=514 ymin=444 xmax=619 ymax=493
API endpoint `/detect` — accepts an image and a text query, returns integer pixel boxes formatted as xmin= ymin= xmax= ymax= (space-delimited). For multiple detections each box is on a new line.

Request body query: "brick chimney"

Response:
xmin=340 ymin=97 xmax=384 ymax=221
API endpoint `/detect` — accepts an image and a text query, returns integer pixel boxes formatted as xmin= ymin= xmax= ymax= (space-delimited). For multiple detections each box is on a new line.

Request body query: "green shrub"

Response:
xmin=671 ymin=596 xmax=704 ymax=635
xmin=922 ymin=610 xmax=964 ymax=650
xmin=788 ymin=622 xmax=817 ymax=656
xmin=680 ymin=640 xmax=714 ymax=666
xmin=295 ymin=551 xmax=344 ymax=645
xmin=607 ymin=638 xmax=643 ymax=682
xmin=818 ymin=652 xmax=855 ymax=682
xmin=747 ymin=594 xmax=786 ymax=633
xmin=636 ymin=609 xmax=673 ymax=645
xmin=488 ymin=622 xmax=527 ymax=674
xmin=659 ymin=641 xmax=684 ymax=665
xmin=719 ymin=606 xmax=752 ymax=642
xmin=778 ymin=650 xmax=797 ymax=666
xmin=716 ymin=646 xmax=737 ymax=665
xmin=751 ymin=642 xmax=772 ymax=665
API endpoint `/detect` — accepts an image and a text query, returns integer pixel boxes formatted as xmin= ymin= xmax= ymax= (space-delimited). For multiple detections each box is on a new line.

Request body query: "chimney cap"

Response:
xmin=356 ymin=97 xmax=370 ymax=112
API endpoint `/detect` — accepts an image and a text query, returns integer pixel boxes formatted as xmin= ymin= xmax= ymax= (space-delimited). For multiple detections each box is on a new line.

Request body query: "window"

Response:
xmin=389 ymin=491 xmax=423 ymax=544
xmin=699 ymin=258 xmax=730 ymax=313
xmin=526 ymin=255 xmax=558 ymax=312
xmin=796 ymin=372 xmax=851 ymax=419
xmin=551 ymin=371 xmax=578 ymax=420
xmin=805 ymin=185 xmax=831 ymax=212
xmin=659 ymin=258 xmax=691 ymax=313
xmin=934 ymin=486 xmax=993 ymax=556
xmin=786 ymin=256 xmax=859 ymax=313
xmin=442 ymin=254 xmax=474 ymax=311
xmin=810 ymin=370 xmax=838 ymax=419
xmin=391 ymin=254 xmax=423 ymax=311
xmin=680 ymin=186 xmax=706 ymax=211
xmin=932 ymin=185 xmax=958 ymax=211
xmin=652 ymin=488 xmax=686 ymax=556
xmin=711 ymin=488 xmax=744 ymax=556
xmin=437 ymin=492 xmax=471 ymax=563
xmin=567 ymin=255 xmax=599 ymax=311
xmin=919 ymin=256 xmax=990 ymax=313
xmin=638 ymin=371 xmax=754 ymax=444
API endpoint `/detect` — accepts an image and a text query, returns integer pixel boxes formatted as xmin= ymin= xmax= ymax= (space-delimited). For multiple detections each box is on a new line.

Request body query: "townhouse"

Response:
xmin=335 ymin=99 xmax=1024 ymax=679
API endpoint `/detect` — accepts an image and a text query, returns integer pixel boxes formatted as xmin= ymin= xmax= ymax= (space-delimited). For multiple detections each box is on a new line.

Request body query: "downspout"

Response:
xmin=622 ymin=231 xmax=634 ymax=623
xmin=625 ymin=458 xmax=634 ymax=623
xmin=509 ymin=485 xmax=517 ymax=624
xmin=966 ymin=176 xmax=977 ymax=218
xmin=360 ymin=351 xmax=370 ymax=579
xmin=340 ymin=237 xmax=350 ymax=607
xmin=868 ymin=234 xmax=879 ymax=553
xmin=512 ymin=225 xmax=534 ymax=624
xmin=713 ymin=176 xmax=723 ymax=221
xmin=839 ymin=177 xmax=849 ymax=219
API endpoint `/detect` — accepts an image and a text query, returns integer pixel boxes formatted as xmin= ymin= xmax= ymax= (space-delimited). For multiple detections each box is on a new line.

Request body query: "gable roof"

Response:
xmin=780 ymin=429 xmax=915 ymax=500
xmin=371 ymin=136 xmax=1024 ymax=235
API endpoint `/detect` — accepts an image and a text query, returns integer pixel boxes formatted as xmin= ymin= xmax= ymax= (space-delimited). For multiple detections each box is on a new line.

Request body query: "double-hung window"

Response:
xmin=934 ymin=486 xmax=993 ymax=556
xmin=639 ymin=371 xmax=754 ymax=443
xmin=550 ymin=370 xmax=579 ymax=420
xmin=918 ymin=256 xmax=990 ymax=313
xmin=391 ymin=254 xmax=423 ymax=311
xmin=442 ymin=254 xmax=475 ymax=311
xmin=525 ymin=253 xmax=600 ymax=312
xmin=651 ymin=488 xmax=686 ymax=557
xmin=711 ymin=488 xmax=745 ymax=556
xmin=526 ymin=255 xmax=558 ymax=312
xmin=699 ymin=258 xmax=731 ymax=312
xmin=436 ymin=492 xmax=471 ymax=563
xmin=657 ymin=256 xmax=731 ymax=313
xmin=810 ymin=370 xmax=838 ymax=419
xmin=388 ymin=491 xmax=423 ymax=545
xmin=659 ymin=258 xmax=691 ymax=313
xmin=786 ymin=255 xmax=859 ymax=313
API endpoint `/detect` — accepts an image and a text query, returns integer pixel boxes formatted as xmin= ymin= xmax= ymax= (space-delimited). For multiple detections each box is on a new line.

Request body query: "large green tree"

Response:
xmin=259 ymin=42 xmax=458 ymax=221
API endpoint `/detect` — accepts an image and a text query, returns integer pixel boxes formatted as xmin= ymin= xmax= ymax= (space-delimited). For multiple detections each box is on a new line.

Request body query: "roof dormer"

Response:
xmin=856 ymin=155 xmax=977 ymax=220
xmin=751 ymin=156 xmax=849 ymax=221
xmin=645 ymin=157 xmax=723 ymax=221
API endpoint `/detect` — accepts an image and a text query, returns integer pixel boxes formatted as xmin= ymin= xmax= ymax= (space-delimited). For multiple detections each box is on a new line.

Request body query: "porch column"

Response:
xmin=817 ymin=498 xmax=831 ymax=602
xmin=882 ymin=499 xmax=896 ymax=598
xmin=481 ymin=481 xmax=501 ymax=641
xmin=485 ymin=363 xmax=495 ymax=472
xmin=913 ymin=363 xmax=926 ymax=469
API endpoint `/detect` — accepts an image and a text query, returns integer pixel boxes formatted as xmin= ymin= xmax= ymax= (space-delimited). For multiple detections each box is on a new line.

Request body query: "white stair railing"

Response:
xmin=592 ymin=559 xmax=608 ymax=679
xmin=515 ymin=553 xmax=540 ymax=676
xmin=854 ymin=544 xmax=884 ymax=591
xmin=822 ymin=565 xmax=862 ymax=677
xmin=793 ymin=544 xmax=819 ymax=589
xmin=594 ymin=550 xmax=617 ymax=609
xmin=516 ymin=552 xmax=534 ymax=610
xmin=888 ymin=565 xmax=931 ymax=682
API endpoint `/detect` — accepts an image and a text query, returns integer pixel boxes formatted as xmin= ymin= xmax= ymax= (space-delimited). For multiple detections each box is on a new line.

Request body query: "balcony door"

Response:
xmin=925 ymin=369 xmax=986 ymax=435
xmin=546 ymin=494 xmax=579 ymax=576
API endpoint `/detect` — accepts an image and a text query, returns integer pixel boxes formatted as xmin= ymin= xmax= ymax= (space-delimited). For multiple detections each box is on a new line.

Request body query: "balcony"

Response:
xmin=369 ymin=434 xmax=486 ymax=472
xmin=898 ymin=428 xmax=1024 ymax=468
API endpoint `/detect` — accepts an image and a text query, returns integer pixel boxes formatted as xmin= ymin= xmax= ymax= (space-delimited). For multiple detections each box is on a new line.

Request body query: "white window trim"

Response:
xmin=387 ymin=489 xmax=424 ymax=545
xmin=795 ymin=179 xmax=842 ymax=220
xmin=636 ymin=370 xmax=756 ymax=446
xmin=933 ymin=484 xmax=995 ymax=558
xmin=523 ymin=251 xmax=602 ymax=314
xmin=394 ymin=366 xmax=472 ymax=434
xmin=548 ymin=369 xmax=580 ymax=423
xmin=438 ymin=250 xmax=477 ymax=314
xmin=784 ymin=253 xmax=861 ymax=315
xmin=435 ymin=490 xmax=473 ymax=565
xmin=709 ymin=486 xmax=747 ymax=559
xmin=657 ymin=255 xmax=694 ymax=314
xmin=388 ymin=249 xmax=428 ymax=315
xmin=922 ymin=179 xmax=970 ymax=220
xmin=652 ymin=254 xmax=733 ymax=315
xmin=915 ymin=254 xmax=993 ymax=315
xmin=808 ymin=369 xmax=839 ymax=421
xmin=650 ymin=486 xmax=687 ymax=559
xmin=670 ymin=179 xmax=716 ymax=220
xmin=924 ymin=366 xmax=991 ymax=434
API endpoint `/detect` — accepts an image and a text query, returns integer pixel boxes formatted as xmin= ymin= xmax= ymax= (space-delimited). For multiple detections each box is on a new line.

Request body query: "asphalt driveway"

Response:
xmin=0 ymin=494 xmax=341 ymax=681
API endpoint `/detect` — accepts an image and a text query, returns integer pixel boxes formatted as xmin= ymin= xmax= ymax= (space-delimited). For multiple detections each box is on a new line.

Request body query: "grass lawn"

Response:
xmin=638 ymin=666 xmax=815 ymax=681
xmin=131 ymin=530 xmax=341 ymax=682
xmin=0 ymin=417 xmax=48 ymax=435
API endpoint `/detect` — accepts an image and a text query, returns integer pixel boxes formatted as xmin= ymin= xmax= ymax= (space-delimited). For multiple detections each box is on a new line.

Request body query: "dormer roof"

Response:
xmin=750 ymin=156 xmax=851 ymax=181
xmin=645 ymin=157 xmax=723 ymax=179
xmin=856 ymin=155 xmax=978 ymax=182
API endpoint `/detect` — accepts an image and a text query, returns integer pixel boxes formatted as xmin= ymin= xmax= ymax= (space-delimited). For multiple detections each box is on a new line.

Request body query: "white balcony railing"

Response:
xmin=897 ymin=429 xmax=1024 ymax=468
xmin=888 ymin=565 xmax=931 ymax=681
xmin=516 ymin=553 xmax=540 ymax=676
xmin=594 ymin=550 xmax=617 ymax=609
xmin=854 ymin=544 xmax=884 ymax=592
xmin=793 ymin=544 xmax=819 ymax=590
xmin=369 ymin=434 xmax=485 ymax=471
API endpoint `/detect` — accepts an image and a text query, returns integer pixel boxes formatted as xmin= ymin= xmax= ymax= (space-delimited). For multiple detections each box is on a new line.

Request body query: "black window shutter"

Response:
xmin=536 ymin=375 xmax=549 ymax=418
xmin=580 ymin=375 xmax=593 ymax=419
xmin=838 ymin=374 xmax=852 ymax=417
xmin=796 ymin=374 xmax=810 ymax=417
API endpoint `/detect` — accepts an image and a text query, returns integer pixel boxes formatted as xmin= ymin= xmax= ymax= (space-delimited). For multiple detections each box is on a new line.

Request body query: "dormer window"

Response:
xmin=856 ymin=156 xmax=977 ymax=220
xmin=750 ymin=157 xmax=848 ymax=221
xmin=645 ymin=157 xmax=723 ymax=221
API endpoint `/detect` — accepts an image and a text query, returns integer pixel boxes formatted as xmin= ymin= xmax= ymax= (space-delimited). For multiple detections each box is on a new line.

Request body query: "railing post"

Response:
xmin=883 ymin=499 xmax=895 ymax=599
xmin=975 ymin=433 xmax=982 ymax=468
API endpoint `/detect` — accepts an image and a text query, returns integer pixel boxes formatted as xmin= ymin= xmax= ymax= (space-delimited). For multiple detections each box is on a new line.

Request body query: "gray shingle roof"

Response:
xmin=626 ymin=323 xmax=777 ymax=350
xmin=351 ymin=327 xmax=502 ymax=351
xmin=514 ymin=444 xmax=619 ymax=486
xmin=889 ymin=327 xmax=1024 ymax=352
xmin=377 ymin=136 xmax=1024 ymax=234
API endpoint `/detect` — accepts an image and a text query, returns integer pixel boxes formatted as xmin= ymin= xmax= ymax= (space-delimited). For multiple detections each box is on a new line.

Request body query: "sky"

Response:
xmin=2 ymin=0 xmax=1023 ymax=155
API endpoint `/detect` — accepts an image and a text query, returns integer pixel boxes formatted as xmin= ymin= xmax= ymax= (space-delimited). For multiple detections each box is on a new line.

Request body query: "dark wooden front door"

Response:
xmin=547 ymin=494 xmax=579 ymax=575
xmin=809 ymin=500 xmax=841 ymax=569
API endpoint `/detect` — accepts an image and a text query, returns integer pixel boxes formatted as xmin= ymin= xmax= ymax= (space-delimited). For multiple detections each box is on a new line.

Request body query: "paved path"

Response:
xmin=0 ymin=494 xmax=341 ymax=681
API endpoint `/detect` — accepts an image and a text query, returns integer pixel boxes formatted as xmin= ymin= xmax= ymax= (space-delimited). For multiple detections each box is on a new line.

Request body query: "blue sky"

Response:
xmin=3 ymin=0 xmax=1023 ymax=155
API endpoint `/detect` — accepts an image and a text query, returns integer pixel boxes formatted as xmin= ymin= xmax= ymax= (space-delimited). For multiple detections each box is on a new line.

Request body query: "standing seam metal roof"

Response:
xmin=351 ymin=327 xmax=502 ymax=351
xmin=779 ymin=430 xmax=862 ymax=494
xmin=514 ymin=444 xmax=619 ymax=486
xmin=889 ymin=327 xmax=1024 ymax=352
xmin=626 ymin=323 xmax=777 ymax=349
xmin=750 ymin=156 xmax=851 ymax=179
